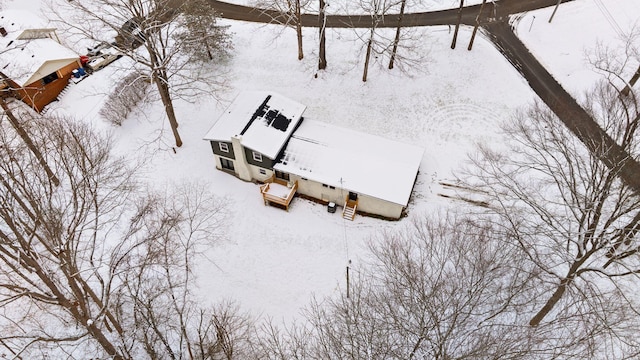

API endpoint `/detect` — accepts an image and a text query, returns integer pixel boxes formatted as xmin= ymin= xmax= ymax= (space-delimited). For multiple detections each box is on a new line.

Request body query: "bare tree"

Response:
xmin=0 ymin=115 xmax=251 ymax=358
xmin=253 ymin=215 xmax=544 ymax=359
xmin=256 ymin=0 xmax=311 ymax=60
xmin=56 ymin=0 xmax=232 ymax=148
xmin=589 ymin=27 xmax=640 ymax=97
xmin=360 ymin=0 xmax=386 ymax=82
xmin=0 ymin=115 xmax=134 ymax=358
xmin=467 ymin=0 xmax=486 ymax=51
xmin=462 ymin=79 xmax=640 ymax=337
xmin=451 ymin=0 xmax=464 ymax=49
xmin=250 ymin=318 xmax=311 ymax=359
xmin=112 ymin=184 xmax=254 ymax=360
xmin=0 ymin=99 xmax=59 ymax=185
xmin=388 ymin=0 xmax=406 ymax=69
xmin=355 ymin=0 xmax=423 ymax=81
xmin=318 ymin=0 xmax=328 ymax=70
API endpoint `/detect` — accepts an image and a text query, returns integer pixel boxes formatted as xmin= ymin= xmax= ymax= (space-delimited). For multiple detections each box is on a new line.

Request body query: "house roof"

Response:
xmin=274 ymin=120 xmax=425 ymax=206
xmin=203 ymin=91 xmax=306 ymax=159
xmin=0 ymin=10 xmax=79 ymax=86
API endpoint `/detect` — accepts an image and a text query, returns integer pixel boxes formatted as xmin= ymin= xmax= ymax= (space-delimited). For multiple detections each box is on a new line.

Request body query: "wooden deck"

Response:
xmin=259 ymin=177 xmax=298 ymax=211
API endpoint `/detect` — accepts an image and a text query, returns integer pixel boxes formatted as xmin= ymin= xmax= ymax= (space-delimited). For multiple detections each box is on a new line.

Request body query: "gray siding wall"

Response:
xmin=210 ymin=141 xmax=235 ymax=159
xmin=244 ymin=148 xmax=274 ymax=169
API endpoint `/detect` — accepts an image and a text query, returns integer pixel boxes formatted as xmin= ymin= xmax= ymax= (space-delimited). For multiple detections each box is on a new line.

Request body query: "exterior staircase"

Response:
xmin=342 ymin=197 xmax=358 ymax=221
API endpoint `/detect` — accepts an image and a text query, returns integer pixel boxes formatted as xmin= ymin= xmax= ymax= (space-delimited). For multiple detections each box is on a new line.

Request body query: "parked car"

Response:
xmin=118 ymin=18 xmax=146 ymax=49
xmin=86 ymin=45 xmax=123 ymax=71
xmin=86 ymin=41 xmax=111 ymax=57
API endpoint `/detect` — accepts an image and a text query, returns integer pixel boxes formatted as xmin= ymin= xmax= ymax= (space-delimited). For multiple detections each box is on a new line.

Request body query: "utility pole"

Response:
xmin=548 ymin=0 xmax=562 ymax=23
xmin=451 ymin=0 xmax=464 ymax=49
xmin=346 ymin=259 xmax=351 ymax=298
xmin=468 ymin=0 xmax=486 ymax=51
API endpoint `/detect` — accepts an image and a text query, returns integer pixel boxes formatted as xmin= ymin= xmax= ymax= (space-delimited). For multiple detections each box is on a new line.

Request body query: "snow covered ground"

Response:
xmin=4 ymin=0 xmax=638 ymax=323
xmin=517 ymin=0 xmax=640 ymax=99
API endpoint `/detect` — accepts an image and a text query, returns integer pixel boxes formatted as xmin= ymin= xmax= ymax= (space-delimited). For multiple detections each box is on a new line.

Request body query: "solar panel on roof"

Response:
xmin=272 ymin=113 xmax=291 ymax=131
xmin=265 ymin=109 xmax=278 ymax=125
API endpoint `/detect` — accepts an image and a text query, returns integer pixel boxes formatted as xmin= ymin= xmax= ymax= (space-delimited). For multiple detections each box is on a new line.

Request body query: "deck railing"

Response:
xmin=260 ymin=179 xmax=298 ymax=211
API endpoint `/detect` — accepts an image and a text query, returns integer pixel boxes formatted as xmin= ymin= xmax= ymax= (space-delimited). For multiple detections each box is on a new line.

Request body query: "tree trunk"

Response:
xmin=19 ymin=243 xmax=124 ymax=359
xmin=362 ymin=34 xmax=373 ymax=82
xmin=0 ymin=98 xmax=60 ymax=186
xmin=548 ymin=0 xmax=562 ymax=23
xmin=467 ymin=0 xmax=486 ymax=51
xmin=451 ymin=0 xmax=464 ymax=49
xmin=295 ymin=0 xmax=304 ymax=60
xmin=153 ymin=76 xmax=183 ymax=148
xmin=529 ymin=277 xmax=569 ymax=326
xmin=621 ymin=64 xmax=640 ymax=96
xmin=318 ymin=0 xmax=327 ymax=70
xmin=388 ymin=0 xmax=406 ymax=69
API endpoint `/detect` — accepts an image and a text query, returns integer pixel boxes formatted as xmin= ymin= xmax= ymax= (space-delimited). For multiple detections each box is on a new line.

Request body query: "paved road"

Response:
xmin=209 ymin=0 xmax=572 ymax=27
xmin=209 ymin=0 xmax=640 ymax=192
xmin=485 ymin=21 xmax=640 ymax=191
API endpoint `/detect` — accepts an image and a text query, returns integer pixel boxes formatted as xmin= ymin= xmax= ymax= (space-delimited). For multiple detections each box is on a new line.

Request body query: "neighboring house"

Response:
xmin=204 ymin=91 xmax=425 ymax=220
xmin=0 ymin=10 xmax=81 ymax=112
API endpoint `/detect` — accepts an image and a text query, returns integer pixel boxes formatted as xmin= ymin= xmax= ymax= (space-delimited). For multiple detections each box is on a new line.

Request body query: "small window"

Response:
xmin=219 ymin=142 xmax=229 ymax=153
xmin=252 ymin=151 xmax=262 ymax=162
xmin=275 ymin=170 xmax=289 ymax=181
xmin=259 ymin=169 xmax=266 ymax=175
xmin=41 ymin=71 xmax=60 ymax=85
xmin=322 ymin=184 xmax=328 ymax=188
xmin=329 ymin=185 xmax=336 ymax=189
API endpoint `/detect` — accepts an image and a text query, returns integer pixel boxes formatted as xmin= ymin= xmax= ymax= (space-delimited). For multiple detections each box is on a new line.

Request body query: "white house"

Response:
xmin=204 ymin=91 xmax=424 ymax=220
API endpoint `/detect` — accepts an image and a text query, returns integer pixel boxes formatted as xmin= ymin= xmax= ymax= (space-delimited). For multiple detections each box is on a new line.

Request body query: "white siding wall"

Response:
xmin=248 ymin=165 xmax=274 ymax=183
xmin=357 ymin=194 xmax=403 ymax=219
xmin=231 ymin=136 xmax=252 ymax=181
xmin=290 ymin=174 xmax=404 ymax=219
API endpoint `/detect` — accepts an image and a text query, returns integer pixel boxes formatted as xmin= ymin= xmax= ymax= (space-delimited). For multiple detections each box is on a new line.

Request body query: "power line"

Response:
xmin=593 ymin=0 xmax=624 ymax=38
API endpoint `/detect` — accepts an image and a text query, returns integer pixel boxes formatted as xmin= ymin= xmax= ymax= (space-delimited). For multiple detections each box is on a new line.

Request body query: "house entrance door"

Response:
xmin=348 ymin=191 xmax=358 ymax=201
xmin=220 ymin=158 xmax=235 ymax=171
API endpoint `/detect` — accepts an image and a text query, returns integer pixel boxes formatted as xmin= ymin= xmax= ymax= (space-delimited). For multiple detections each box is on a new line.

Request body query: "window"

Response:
xmin=329 ymin=185 xmax=336 ymax=189
xmin=41 ymin=71 xmax=60 ymax=85
xmin=220 ymin=158 xmax=234 ymax=171
xmin=259 ymin=169 xmax=266 ymax=175
xmin=252 ymin=151 xmax=263 ymax=162
xmin=219 ymin=142 xmax=229 ymax=153
xmin=275 ymin=170 xmax=290 ymax=181
xmin=322 ymin=184 xmax=328 ymax=188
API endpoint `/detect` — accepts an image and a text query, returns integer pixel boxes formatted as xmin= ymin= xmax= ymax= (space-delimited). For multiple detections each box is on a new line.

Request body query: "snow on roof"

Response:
xmin=0 ymin=10 xmax=79 ymax=86
xmin=203 ymin=91 xmax=306 ymax=159
xmin=0 ymin=9 xmax=48 ymax=30
xmin=275 ymin=120 xmax=425 ymax=206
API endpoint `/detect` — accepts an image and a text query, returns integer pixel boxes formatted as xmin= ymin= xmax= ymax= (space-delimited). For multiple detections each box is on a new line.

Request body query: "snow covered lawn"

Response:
xmin=6 ymin=0 xmax=637 ymax=323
